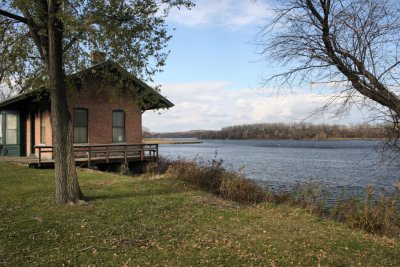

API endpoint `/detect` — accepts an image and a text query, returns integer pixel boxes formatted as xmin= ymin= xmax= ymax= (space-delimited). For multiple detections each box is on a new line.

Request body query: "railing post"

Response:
xmin=38 ymin=147 xmax=41 ymax=168
xmin=88 ymin=146 xmax=91 ymax=167
xmin=106 ymin=146 xmax=109 ymax=163
xmin=33 ymin=144 xmax=162 ymax=168
xmin=155 ymin=144 xmax=160 ymax=174
xmin=124 ymin=145 xmax=127 ymax=165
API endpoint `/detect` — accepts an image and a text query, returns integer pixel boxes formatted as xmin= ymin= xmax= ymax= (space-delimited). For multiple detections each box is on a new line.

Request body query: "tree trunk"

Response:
xmin=48 ymin=0 xmax=84 ymax=203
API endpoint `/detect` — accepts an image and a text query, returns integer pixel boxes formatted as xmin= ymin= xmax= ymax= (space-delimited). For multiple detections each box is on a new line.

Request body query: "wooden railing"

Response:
xmin=35 ymin=143 xmax=158 ymax=167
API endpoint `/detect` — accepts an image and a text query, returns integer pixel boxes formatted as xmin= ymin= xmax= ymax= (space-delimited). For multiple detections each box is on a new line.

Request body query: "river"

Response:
xmin=159 ymin=139 xmax=400 ymax=201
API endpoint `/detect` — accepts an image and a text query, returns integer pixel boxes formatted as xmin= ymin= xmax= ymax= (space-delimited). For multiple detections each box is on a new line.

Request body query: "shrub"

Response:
xmin=263 ymin=182 xmax=400 ymax=237
xmin=167 ymin=157 xmax=224 ymax=194
xmin=157 ymin=156 xmax=175 ymax=174
xmin=162 ymin=157 xmax=400 ymax=237
xmin=290 ymin=180 xmax=328 ymax=214
xmin=166 ymin=157 xmax=265 ymax=204
xmin=265 ymin=190 xmax=292 ymax=204
xmin=331 ymin=187 xmax=400 ymax=237
xmin=220 ymin=175 xmax=266 ymax=204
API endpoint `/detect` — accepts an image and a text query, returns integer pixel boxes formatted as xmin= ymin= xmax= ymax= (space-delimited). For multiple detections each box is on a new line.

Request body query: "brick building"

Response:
xmin=0 ymin=61 xmax=173 ymax=158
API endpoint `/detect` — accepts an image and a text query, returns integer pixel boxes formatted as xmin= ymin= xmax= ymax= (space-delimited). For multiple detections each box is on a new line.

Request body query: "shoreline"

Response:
xmin=142 ymin=138 xmax=203 ymax=144
xmin=145 ymin=137 xmax=381 ymax=143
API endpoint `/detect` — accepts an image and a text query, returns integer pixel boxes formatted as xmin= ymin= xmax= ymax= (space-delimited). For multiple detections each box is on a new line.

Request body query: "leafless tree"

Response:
xmin=258 ymin=0 xmax=400 ymax=155
xmin=149 ymin=122 xmax=384 ymax=140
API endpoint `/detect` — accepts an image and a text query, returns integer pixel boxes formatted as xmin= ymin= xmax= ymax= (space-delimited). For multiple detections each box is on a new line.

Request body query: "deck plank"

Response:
xmin=0 ymin=155 xmax=156 ymax=168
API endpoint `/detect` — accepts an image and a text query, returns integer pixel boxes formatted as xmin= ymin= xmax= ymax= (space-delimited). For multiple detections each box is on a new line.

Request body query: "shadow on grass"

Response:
xmin=86 ymin=187 xmax=186 ymax=201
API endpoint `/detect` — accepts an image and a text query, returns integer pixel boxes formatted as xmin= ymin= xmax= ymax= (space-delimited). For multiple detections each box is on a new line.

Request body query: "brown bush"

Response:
xmin=331 ymin=187 xmax=400 ymax=237
xmin=167 ymin=157 xmax=265 ymax=204
xmin=163 ymin=157 xmax=400 ymax=237
xmin=220 ymin=175 xmax=266 ymax=204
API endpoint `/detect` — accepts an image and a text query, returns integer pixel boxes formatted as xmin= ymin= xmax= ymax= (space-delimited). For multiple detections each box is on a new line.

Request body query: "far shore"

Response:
xmin=143 ymin=137 xmax=381 ymax=144
xmin=142 ymin=138 xmax=203 ymax=144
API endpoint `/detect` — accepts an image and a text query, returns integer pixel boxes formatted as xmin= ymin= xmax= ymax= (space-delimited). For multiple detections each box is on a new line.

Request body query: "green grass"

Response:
xmin=0 ymin=162 xmax=399 ymax=266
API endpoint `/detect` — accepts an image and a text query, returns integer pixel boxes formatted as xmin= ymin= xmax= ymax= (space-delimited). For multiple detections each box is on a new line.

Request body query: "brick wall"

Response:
xmin=67 ymin=78 xmax=142 ymax=144
xmin=24 ymin=77 xmax=144 ymax=159
xmin=27 ymin=78 xmax=143 ymax=153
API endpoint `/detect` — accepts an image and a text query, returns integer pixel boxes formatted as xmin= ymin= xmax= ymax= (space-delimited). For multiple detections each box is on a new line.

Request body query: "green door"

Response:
xmin=1 ymin=111 xmax=21 ymax=156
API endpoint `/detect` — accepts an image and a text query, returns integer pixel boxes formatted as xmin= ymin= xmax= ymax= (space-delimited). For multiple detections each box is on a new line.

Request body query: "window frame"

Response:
xmin=40 ymin=111 xmax=46 ymax=144
xmin=73 ymin=108 xmax=88 ymax=144
xmin=5 ymin=113 xmax=18 ymax=145
xmin=112 ymin=110 xmax=125 ymax=143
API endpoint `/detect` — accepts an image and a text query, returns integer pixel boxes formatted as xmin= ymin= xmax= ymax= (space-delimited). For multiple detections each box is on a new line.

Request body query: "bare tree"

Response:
xmin=258 ymin=0 xmax=400 ymax=147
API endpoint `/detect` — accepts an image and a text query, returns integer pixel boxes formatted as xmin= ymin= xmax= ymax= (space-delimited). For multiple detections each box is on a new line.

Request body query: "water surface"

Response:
xmin=159 ymin=139 xmax=399 ymax=200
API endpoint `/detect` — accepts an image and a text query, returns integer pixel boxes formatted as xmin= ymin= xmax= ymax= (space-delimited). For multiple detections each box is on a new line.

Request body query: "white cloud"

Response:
xmin=143 ymin=81 xmax=368 ymax=132
xmin=168 ymin=0 xmax=270 ymax=30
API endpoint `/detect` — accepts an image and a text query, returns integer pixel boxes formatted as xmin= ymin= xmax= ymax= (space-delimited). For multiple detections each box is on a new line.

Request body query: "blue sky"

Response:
xmin=143 ymin=0 xmax=369 ymax=132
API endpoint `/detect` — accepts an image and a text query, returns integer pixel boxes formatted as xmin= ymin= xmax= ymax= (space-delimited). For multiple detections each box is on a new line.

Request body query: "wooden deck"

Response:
xmin=0 ymin=143 xmax=158 ymax=168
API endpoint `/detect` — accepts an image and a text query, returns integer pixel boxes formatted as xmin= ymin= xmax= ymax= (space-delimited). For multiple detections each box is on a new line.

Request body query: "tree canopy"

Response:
xmin=0 ymin=0 xmax=193 ymax=92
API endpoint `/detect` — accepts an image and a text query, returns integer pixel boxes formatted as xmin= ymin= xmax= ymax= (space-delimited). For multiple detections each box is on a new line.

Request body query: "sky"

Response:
xmin=143 ymin=0 xmax=369 ymax=132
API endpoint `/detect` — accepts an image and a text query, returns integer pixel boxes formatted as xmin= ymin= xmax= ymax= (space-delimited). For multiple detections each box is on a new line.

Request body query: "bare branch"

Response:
xmin=63 ymin=32 xmax=84 ymax=53
xmin=258 ymin=0 xmax=400 ymax=154
xmin=0 ymin=9 xmax=28 ymax=24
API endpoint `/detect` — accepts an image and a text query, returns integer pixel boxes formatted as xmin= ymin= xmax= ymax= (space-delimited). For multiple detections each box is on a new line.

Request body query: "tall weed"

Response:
xmin=331 ymin=187 xmax=400 ymax=237
xmin=220 ymin=174 xmax=266 ymax=204
xmin=166 ymin=157 xmax=265 ymax=204
xmin=290 ymin=180 xmax=329 ymax=214
xmin=162 ymin=157 xmax=400 ymax=237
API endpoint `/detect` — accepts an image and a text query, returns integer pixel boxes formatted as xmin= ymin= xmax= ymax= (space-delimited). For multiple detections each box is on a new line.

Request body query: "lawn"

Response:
xmin=0 ymin=162 xmax=399 ymax=266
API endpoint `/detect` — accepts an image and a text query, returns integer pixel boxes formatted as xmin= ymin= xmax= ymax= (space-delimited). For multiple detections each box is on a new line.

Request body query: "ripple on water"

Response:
xmin=160 ymin=139 xmax=400 ymax=202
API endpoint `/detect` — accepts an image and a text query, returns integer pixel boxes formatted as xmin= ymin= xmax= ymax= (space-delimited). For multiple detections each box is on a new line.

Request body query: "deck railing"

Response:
xmin=35 ymin=143 xmax=158 ymax=167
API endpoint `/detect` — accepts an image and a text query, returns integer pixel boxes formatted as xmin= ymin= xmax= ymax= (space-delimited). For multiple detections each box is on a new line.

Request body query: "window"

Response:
xmin=112 ymin=110 xmax=125 ymax=143
xmin=5 ymin=113 xmax=17 ymax=145
xmin=73 ymin=109 xmax=88 ymax=143
xmin=40 ymin=111 xmax=46 ymax=144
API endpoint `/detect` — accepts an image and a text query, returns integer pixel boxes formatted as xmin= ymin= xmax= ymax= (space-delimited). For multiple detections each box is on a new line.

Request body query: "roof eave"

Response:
xmin=144 ymin=101 xmax=174 ymax=111
xmin=0 ymin=61 xmax=174 ymax=111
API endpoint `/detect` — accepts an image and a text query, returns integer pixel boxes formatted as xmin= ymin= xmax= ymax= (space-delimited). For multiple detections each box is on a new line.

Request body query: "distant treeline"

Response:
xmin=148 ymin=123 xmax=387 ymax=140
